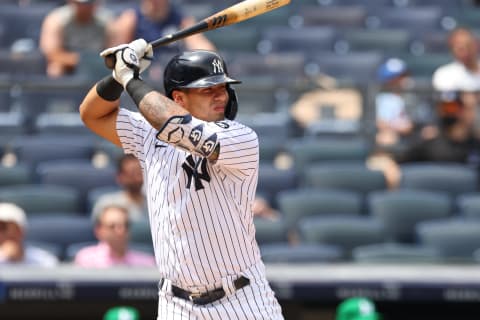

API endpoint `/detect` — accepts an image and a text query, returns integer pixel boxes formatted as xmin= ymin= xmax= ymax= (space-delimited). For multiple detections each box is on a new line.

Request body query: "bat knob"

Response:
xmin=104 ymin=54 xmax=116 ymax=69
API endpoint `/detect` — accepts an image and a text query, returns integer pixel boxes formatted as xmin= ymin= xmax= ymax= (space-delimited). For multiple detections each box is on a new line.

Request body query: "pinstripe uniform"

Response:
xmin=117 ymin=108 xmax=283 ymax=319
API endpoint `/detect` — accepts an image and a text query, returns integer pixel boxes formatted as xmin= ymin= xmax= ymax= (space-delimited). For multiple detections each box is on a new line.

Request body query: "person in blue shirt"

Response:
xmin=111 ymin=0 xmax=215 ymax=54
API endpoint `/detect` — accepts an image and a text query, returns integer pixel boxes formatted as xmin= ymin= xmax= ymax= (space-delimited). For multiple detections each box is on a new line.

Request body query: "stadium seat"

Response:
xmin=0 ymin=112 xmax=27 ymax=146
xmin=352 ymin=243 xmax=442 ymax=264
xmin=295 ymin=5 xmax=367 ymax=28
xmin=457 ymin=193 xmax=480 ymax=219
xmin=409 ymin=31 xmax=450 ymax=55
xmin=257 ymin=164 xmax=298 ymax=207
xmin=336 ymin=28 xmax=411 ymax=55
xmin=301 ymin=163 xmax=387 ymax=198
xmin=305 ymin=51 xmax=384 ymax=83
xmin=236 ymin=113 xmax=295 ymax=164
xmin=254 ymin=217 xmax=289 ymax=245
xmin=229 ymin=52 xmax=306 ymax=85
xmin=297 ymin=215 xmax=385 ymax=259
xmin=234 ymin=84 xmax=277 ymax=114
xmin=129 ymin=219 xmax=153 ymax=246
xmin=0 ymin=164 xmax=32 ymax=186
xmin=416 ymin=218 xmax=480 ymax=262
xmin=94 ymin=139 xmax=125 ymax=164
xmin=327 ymin=0 xmax=392 ymax=8
xmin=0 ymin=4 xmax=54 ymax=49
xmin=25 ymin=215 xmax=96 ymax=260
xmin=367 ymin=6 xmax=443 ymax=31
xmin=399 ymin=0 xmax=464 ymax=8
xmin=36 ymin=160 xmax=117 ymax=212
xmin=34 ymin=112 xmax=95 ymax=136
xmin=0 ymin=184 xmax=81 ymax=214
xmin=471 ymin=247 xmax=480 ymax=263
xmin=452 ymin=7 xmax=480 ymax=29
xmin=285 ymin=137 xmax=371 ymax=170
xmin=277 ymin=188 xmax=362 ymax=232
xmin=259 ymin=26 xmax=336 ymax=55
xmin=398 ymin=53 xmax=453 ymax=79
xmin=206 ymin=26 xmax=260 ymax=53
xmin=399 ymin=162 xmax=478 ymax=199
xmin=368 ymin=189 xmax=452 ymax=243
xmin=260 ymin=243 xmax=344 ymax=264
xmin=11 ymin=135 xmax=95 ymax=172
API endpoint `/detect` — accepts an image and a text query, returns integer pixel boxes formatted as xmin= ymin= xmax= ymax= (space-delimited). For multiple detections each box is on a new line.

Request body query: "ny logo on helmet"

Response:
xmin=212 ymin=59 xmax=224 ymax=74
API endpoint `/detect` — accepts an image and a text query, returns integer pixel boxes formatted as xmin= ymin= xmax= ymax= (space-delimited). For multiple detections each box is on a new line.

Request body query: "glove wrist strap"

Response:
xmin=96 ymin=75 xmax=123 ymax=101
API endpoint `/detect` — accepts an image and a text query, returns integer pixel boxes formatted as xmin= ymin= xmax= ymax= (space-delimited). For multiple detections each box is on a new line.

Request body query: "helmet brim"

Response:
xmin=181 ymin=74 xmax=241 ymax=89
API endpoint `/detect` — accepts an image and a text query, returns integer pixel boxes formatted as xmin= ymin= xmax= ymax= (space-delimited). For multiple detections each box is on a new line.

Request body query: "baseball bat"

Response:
xmin=104 ymin=0 xmax=291 ymax=69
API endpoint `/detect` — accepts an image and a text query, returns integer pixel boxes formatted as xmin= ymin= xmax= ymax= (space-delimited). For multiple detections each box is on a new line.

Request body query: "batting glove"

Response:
xmin=100 ymin=39 xmax=153 ymax=88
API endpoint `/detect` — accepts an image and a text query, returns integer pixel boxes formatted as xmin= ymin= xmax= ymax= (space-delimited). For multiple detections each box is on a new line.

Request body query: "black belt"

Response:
xmin=160 ymin=276 xmax=250 ymax=305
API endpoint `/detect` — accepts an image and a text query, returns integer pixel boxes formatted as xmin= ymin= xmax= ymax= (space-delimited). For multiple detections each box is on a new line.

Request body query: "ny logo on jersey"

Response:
xmin=182 ymin=155 xmax=211 ymax=190
xmin=212 ymin=59 xmax=224 ymax=74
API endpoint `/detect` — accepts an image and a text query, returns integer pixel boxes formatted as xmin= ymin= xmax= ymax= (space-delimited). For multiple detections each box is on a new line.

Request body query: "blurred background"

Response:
xmin=3 ymin=0 xmax=480 ymax=319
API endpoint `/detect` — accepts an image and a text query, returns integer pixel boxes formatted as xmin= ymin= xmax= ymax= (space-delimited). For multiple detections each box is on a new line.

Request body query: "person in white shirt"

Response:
xmin=432 ymin=27 xmax=480 ymax=91
xmin=0 ymin=203 xmax=58 ymax=267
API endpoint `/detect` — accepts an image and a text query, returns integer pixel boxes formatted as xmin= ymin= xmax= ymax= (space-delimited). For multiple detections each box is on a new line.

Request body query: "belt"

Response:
xmin=160 ymin=276 xmax=250 ymax=305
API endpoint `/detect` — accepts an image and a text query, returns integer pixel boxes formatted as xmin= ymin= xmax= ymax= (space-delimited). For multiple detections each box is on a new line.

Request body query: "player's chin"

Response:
xmin=212 ymin=107 xmax=225 ymax=120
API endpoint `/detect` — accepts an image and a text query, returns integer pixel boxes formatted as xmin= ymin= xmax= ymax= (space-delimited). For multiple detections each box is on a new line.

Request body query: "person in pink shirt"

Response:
xmin=74 ymin=204 xmax=155 ymax=268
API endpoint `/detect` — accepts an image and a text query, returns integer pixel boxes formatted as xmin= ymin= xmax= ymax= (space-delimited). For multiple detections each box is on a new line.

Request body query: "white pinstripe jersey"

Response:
xmin=116 ymin=108 xmax=263 ymax=291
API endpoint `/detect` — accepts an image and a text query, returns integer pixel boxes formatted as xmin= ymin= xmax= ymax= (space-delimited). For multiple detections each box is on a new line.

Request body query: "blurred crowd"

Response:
xmin=2 ymin=0 xmax=480 ymax=266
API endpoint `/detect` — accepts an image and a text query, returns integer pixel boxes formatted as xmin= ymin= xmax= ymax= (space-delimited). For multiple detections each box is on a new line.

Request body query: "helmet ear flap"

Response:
xmin=224 ymin=86 xmax=238 ymax=120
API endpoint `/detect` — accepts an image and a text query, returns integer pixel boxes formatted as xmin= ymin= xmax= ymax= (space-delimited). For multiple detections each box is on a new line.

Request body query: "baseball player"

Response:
xmin=79 ymin=39 xmax=284 ymax=319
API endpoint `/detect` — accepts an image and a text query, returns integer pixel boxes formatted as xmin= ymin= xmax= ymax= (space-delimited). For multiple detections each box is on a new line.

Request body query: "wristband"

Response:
xmin=96 ymin=75 xmax=123 ymax=101
xmin=126 ymin=78 xmax=155 ymax=107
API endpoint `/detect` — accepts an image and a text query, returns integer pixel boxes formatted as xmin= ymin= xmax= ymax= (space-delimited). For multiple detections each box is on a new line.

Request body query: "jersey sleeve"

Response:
xmin=156 ymin=115 xmax=259 ymax=171
xmin=116 ymin=108 xmax=153 ymax=159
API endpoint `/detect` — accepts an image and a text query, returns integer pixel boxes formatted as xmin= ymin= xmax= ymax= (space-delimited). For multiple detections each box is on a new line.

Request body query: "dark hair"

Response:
xmin=435 ymin=91 xmax=463 ymax=127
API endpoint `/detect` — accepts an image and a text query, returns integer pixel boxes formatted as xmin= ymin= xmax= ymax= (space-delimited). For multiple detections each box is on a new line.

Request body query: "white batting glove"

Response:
xmin=130 ymin=39 xmax=153 ymax=74
xmin=100 ymin=39 xmax=153 ymax=87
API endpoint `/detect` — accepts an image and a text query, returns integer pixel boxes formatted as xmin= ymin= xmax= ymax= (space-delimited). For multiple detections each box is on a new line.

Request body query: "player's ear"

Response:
xmin=172 ymin=90 xmax=186 ymax=107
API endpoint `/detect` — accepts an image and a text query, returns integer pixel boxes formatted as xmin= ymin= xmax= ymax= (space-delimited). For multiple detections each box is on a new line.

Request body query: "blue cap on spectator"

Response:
xmin=377 ymin=58 xmax=407 ymax=83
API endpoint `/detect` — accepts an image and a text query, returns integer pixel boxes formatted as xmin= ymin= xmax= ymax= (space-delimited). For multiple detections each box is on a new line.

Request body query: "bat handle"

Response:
xmin=104 ymin=54 xmax=116 ymax=70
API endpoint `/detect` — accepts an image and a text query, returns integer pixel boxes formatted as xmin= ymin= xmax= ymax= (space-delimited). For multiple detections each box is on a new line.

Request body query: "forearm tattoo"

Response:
xmin=126 ymin=79 xmax=187 ymax=130
xmin=138 ymin=92 xmax=180 ymax=130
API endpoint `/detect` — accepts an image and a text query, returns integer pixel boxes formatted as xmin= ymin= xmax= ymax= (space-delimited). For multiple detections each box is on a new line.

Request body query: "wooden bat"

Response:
xmin=105 ymin=0 xmax=291 ymax=68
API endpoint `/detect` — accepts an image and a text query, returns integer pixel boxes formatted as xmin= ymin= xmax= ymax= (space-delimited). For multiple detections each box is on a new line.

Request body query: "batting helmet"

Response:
xmin=163 ymin=50 xmax=241 ymax=120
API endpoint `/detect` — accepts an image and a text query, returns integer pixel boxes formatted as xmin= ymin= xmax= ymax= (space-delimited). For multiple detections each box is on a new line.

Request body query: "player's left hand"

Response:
xmin=100 ymin=39 xmax=153 ymax=87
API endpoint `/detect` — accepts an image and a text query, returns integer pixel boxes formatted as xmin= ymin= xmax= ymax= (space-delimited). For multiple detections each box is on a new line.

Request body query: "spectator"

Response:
xmin=375 ymin=57 xmax=414 ymax=148
xmin=395 ymin=90 xmax=480 ymax=165
xmin=252 ymin=195 xmax=280 ymax=221
xmin=432 ymin=27 xmax=480 ymax=92
xmin=336 ymin=296 xmax=381 ymax=320
xmin=369 ymin=90 xmax=480 ymax=189
xmin=74 ymin=204 xmax=155 ymax=268
xmin=92 ymin=154 xmax=147 ymax=222
xmin=111 ymin=0 xmax=215 ymax=52
xmin=39 ymin=0 xmax=115 ymax=78
xmin=0 ymin=203 xmax=58 ymax=266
